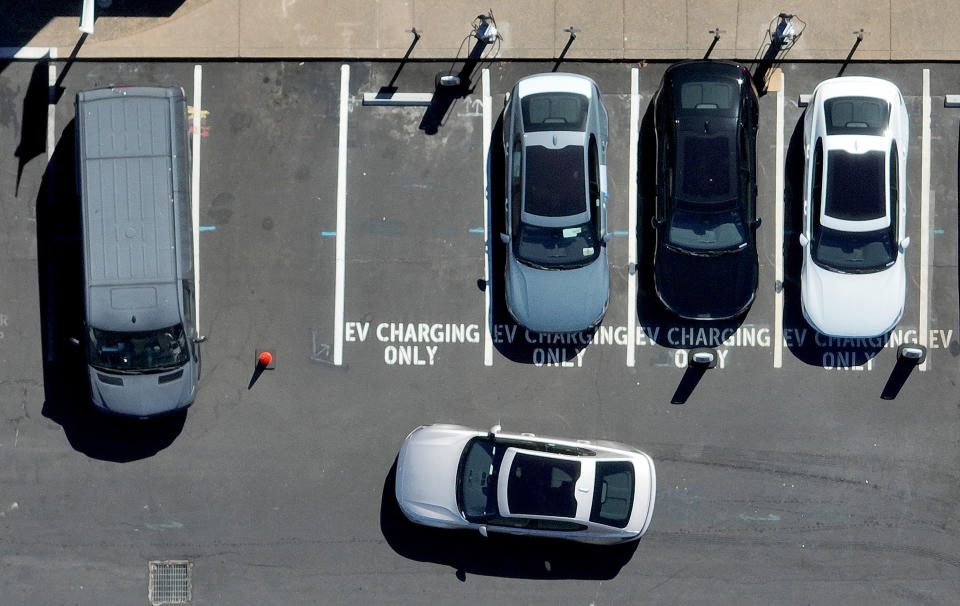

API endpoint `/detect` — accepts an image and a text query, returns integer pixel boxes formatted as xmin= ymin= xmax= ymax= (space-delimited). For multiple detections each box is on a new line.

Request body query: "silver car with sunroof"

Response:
xmin=500 ymin=73 xmax=610 ymax=333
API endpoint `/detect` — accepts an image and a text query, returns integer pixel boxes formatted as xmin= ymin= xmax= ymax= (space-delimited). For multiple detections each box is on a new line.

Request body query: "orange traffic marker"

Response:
xmin=258 ymin=351 xmax=273 ymax=367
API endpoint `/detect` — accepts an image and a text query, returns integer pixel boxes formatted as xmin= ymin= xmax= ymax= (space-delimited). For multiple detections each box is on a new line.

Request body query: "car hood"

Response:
xmin=506 ymin=251 xmax=609 ymax=333
xmin=801 ymin=258 xmax=906 ymax=337
xmin=654 ymin=243 xmax=757 ymax=319
xmin=88 ymin=364 xmax=194 ymax=417
xmin=395 ymin=427 xmax=474 ymax=525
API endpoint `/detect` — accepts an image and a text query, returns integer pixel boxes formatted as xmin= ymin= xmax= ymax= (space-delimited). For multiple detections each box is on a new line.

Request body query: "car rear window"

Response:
xmin=590 ymin=461 xmax=635 ymax=528
xmin=680 ymin=80 xmax=736 ymax=111
xmin=521 ymin=92 xmax=589 ymax=132
xmin=825 ymin=150 xmax=886 ymax=220
xmin=524 ymin=145 xmax=586 ymax=217
xmin=677 ymin=134 xmax=735 ymax=202
xmin=824 ymin=96 xmax=890 ymax=136
xmin=507 ymin=453 xmax=580 ymax=518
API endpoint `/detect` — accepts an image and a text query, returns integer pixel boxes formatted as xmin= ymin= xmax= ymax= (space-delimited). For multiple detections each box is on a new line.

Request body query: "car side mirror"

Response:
xmin=751 ymin=217 xmax=762 ymax=230
xmin=798 ymin=233 xmax=809 ymax=248
xmin=602 ymin=232 xmax=612 ymax=244
xmin=478 ymin=526 xmax=489 ymax=538
xmin=193 ymin=335 xmax=208 ymax=344
xmin=899 ymin=236 xmax=911 ymax=251
xmin=488 ymin=424 xmax=501 ymax=436
xmin=650 ymin=216 xmax=664 ymax=230
xmin=69 ymin=337 xmax=81 ymax=347
xmin=499 ymin=233 xmax=510 ymax=244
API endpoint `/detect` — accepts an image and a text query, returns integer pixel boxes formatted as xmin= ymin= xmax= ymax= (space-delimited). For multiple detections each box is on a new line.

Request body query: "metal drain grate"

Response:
xmin=148 ymin=560 xmax=192 ymax=605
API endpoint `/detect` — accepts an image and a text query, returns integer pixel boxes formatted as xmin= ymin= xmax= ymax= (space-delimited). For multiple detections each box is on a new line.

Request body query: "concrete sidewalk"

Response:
xmin=3 ymin=0 xmax=960 ymax=61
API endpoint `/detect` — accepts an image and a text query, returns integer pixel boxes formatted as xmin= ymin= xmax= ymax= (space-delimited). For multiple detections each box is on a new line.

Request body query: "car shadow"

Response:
xmin=36 ymin=119 xmax=185 ymax=462
xmin=635 ymin=98 xmax=748 ymax=349
xmin=782 ymin=112 xmax=887 ymax=367
xmin=487 ymin=108 xmax=595 ymax=364
xmin=379 ymin=458 xmax=638 ymax=580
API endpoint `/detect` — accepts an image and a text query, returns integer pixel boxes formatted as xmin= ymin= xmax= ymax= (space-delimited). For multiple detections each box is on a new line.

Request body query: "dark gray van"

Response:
xmin=76 ymin=86 xmax=200 ymax=417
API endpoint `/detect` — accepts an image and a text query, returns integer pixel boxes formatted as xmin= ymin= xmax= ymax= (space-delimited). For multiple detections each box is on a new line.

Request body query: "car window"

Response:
xmin=824 ymin=96 xmax=890 ymax=136
xmin=590 ymin=461 xmax=635 ymax=528
xmin=524 ymin=145 xmax=586 ymax=217
xmin=667 ymin=207 xmax=745 ymax=252
xmin=812 ymin=226 xmax=896 ymax=273
xmin=510 ymin=134 xmax=523 ymax=233
xmin=588 ymin=135 xmax=601 ymax=239
xmin=825 ymin=150 xmax=886 ymax=221
xmin=506 ymin=452 xmax=580 ymax=518
xmin=514 ymin=221 xmax=599 ymax=269
xmin=811 ymin=139 xmax=824 ymax=240
xmin=679 ymin=80 xmax=737 ymax=117
xmin=521 ymin=92 xmax=589 ymax=132
xmin=889 ymin=142 xmax=899 ymax=243
xmin=457 ymin=438 xmax=504 ymax=523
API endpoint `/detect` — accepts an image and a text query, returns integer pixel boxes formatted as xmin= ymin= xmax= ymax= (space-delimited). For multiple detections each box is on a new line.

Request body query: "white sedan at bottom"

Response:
xmin=395 ymin=424 xmax=656 ymax=544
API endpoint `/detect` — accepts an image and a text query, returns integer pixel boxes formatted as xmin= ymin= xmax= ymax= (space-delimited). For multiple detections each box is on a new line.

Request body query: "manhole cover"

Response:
xmin=148 ymin=560 xmax=192 ymax=605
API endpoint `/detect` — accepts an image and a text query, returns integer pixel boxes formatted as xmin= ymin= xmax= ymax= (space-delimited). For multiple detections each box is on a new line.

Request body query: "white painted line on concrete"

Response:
xmin=482 ymin=69 xmax=494 ymax=367
xmin=191 ymin=65 xmax=203 ymax=339
xmin=627 ymin=67 xmax=639 ymax=368
xmin=774 ymin=69 xmax=785 ymax=369
xmin=944 ymin=94 xmax=960 ymax=108
xmin=362 ymin=92 xmax=433 ymax=106
xmin=0 ymin=47 xmax=57 ymax=59
xmin=333 ymin=65 xmax=350 ymax=367
xmin=46 ymin=59 xmax=56 ymax=162
xmin=919 ymin=68 xmax=932 ymax=371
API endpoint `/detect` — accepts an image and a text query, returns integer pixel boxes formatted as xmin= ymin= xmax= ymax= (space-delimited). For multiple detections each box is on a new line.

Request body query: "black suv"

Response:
xmin=650 ymin=60 xmax=761 ymax=320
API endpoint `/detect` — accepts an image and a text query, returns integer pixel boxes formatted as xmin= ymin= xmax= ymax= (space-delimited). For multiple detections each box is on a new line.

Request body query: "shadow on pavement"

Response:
xmin=379 ymin=459 xmax=638 ymax=580
xmin=0 ymin=1 xmax=188 ymax=77
xmin=36 ymin=119 xmax=185 ymax=462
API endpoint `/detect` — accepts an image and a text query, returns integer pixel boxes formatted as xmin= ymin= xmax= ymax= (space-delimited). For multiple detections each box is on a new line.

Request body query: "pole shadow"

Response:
xmin=36 ymin=119 xmax=185 ymax=462
xmin=379 ymin=458 xmax=638 ymax=580
xmin=419 ymin=38 xmax=489 ymax=134
xmin=671 ymin=365 xmax=708 ymax=404
xmin=14 ymin=61 xmax=50 ymax=195
xmin=880 ymin=358 xmax=918 ymax=400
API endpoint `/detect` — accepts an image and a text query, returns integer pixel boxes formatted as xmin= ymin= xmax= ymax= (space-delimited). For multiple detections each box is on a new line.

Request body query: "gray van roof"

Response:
xmin=77 ymin=87 xmax=185 ymax=331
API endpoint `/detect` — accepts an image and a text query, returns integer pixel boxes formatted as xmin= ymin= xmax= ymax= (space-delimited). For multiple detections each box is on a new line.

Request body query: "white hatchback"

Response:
xmin=799 ymin=77 xmax=910 ymax=338
xmin=395 ymin=424 xmax=656 ymax=544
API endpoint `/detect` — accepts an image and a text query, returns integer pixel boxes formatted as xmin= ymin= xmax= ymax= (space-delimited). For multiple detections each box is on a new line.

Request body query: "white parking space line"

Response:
xmin=482 ymin=69 xmax=494 ymax=367
xmin=0 ymin=46 xmax=56 ymax=59
xmin=192 ymin=65 xmax=203 ymax=338
xmin=333 ymin=64 xmax=350 ymax=366
xmin=626 ymin=67 xmax=639 ymax=367
xmin=919 ymin=68 xmax=932 ymax=371
xmin=46 ymin=52 xmax=56 ymax=162
xmin=774 ymin=69 xmax=785 ymax=369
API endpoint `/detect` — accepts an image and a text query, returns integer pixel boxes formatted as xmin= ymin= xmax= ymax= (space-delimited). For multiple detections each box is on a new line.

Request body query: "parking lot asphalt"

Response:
xmin=0 ymin=59 xmax=958 ymax=605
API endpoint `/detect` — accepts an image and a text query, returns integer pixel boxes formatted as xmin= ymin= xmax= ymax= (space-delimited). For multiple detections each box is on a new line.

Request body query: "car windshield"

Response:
xmin=515 ymin=220 xmax=599 ymax=269
xmin=521 ymin=92 xmax=589 ymax=132
xmin=88 ymin=324 xmax=189 ymax=373
xmin=667 ymin=206 xmax=746 ymax=252
xmin=524 ymin=145 xmax=586 ymax=217
xmin=813 ymin=226 xmax=897 ymax=273
xmin=825 ymin=150 xmax=886 ymax=220
xmin=590 ymin=461 xmax=635 ymax=528
xmin=506 ymin=452 xmax=580 ymax=518
xmin=824 ymin=96 xmax=890 ymax=136
xmin=457 ymin=438 xmax=505 ymax=522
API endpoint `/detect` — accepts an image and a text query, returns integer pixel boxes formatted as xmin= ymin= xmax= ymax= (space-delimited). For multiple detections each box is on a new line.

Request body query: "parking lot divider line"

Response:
xmin=44 ymin=53 xmax=57 ymax=363
xmin=334 ymin=65 xmax=350 ymax=366
xmin=919 ymin=68 xmax=932 ymax=371
xmin=482 ymin=68 xmax=493 ymax=367
xmin=627 ymin=68 xmax=639 ymax=368
xmin=774 ymin=69 xmax=785 ymax=369
xmin=192 ymin=65 xmax=202 ymax=339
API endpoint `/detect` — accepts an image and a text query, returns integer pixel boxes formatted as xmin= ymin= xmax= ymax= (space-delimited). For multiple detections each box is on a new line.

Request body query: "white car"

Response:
xmin=395 ymin=424 xmax=656 ymax=544
xmin=799 ymin=77 xmax=910 ymax=337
